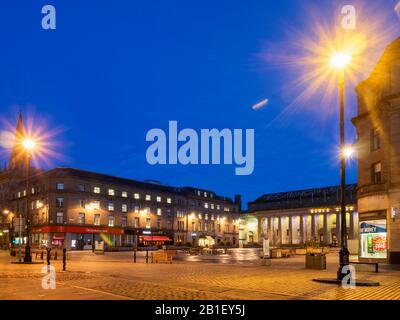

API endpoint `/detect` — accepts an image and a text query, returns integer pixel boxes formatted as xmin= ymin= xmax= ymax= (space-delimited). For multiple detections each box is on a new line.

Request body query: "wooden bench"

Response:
xmin=350 ymin=261 xmax=379 ymax=273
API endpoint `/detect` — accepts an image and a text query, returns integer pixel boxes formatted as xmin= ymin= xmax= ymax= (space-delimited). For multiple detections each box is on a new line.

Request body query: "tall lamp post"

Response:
xmin=22 ymin=138 xmax=36 ymax=263
xmin=330 ymin=53 xmax=352 ymax=281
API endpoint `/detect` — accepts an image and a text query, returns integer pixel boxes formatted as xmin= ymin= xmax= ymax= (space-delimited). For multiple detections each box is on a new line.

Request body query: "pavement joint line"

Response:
xmin=62 ymin=283 xmax=133 ymax=300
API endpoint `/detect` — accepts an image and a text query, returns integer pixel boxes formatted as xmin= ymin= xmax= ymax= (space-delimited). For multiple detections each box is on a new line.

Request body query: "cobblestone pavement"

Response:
xmin=0 ymin=250 xmax=399 ymax=300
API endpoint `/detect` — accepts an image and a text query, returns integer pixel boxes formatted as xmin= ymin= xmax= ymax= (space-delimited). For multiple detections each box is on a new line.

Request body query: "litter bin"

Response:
xmin=305 ymin=253 xmax=326 ymax=270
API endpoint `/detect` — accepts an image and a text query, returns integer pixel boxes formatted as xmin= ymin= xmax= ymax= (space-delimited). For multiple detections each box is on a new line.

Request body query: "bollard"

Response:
xmin=40 ymin=250 xmax=44 ymax=260
xmin=133 ymin=249 xmax=137 ymax=263
xmin=145 ymin=250 xmax=149 ymax=264
xmin=54 ymin=251 xmax=58 ymax=260
xmin=46 ymin=248 xmax=51 ymax=266
xmin=62 ymin=248 xmax=66 ymax=271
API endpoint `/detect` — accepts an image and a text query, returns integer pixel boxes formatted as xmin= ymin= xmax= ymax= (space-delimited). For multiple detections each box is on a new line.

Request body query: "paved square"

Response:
xmin=0 ymin=249 xmax=399 ymax=300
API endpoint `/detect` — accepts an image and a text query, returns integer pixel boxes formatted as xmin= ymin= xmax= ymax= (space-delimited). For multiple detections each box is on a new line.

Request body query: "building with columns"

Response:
xmin=352 ymin=37 xmax=400 ymax=264
xmin=244 ymin=184 xmax=358 ymax=247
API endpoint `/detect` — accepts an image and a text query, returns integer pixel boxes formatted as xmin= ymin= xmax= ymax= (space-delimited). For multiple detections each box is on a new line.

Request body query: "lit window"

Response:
xmin=166 ymin=197 xmax=172 ymax=204
xmin=17 ymin=192 xmax=21 ymax=198
xmin=204 ymin=192 xmax=207 ymax=197
xmin=79 ymin=213 xmax=85 ymax=224
xmin=122 ymin=191 xmax=128 ymax=198
xmin=56 ymin=183 xmax=64 ymax=190
xmin=216 ymin=204 xmax=220 ymax=210
xmin=205 ymin=213 xmax=208 ymax=220
xmin=92 ymin=201 xmax=100 ymax=210
xmin=210 ymin=203 xmax=214 ymax=210
xmin=93 ymin=187 xmax=101 ymax=194
xmin=56 ymin=212 xmax=64 ymax=224
xmin=134 ymin=217 xmax=140 ymax=228
xmin=134 ymin=205 xmax=140 ymax=213
xmin=108 ymin=202 xmax=114 ymax=212
xmin=31 ymin=187 xmax=35 ymax=195
xmin=372 ymin=162 xmax=382 ymax=184
xmin=23 ymin=190 xmax=26 ymax=196
xmin=145 ymin=194 xmax=151 ymax=201
xmin=108 ymin=189 xmax=115 ymax=196
xmin=108 ymin=215 xmax=115 ymax=227
xmin=146 ymin=218 xmax=151 ymax=229
xmin=157 ymin=208 xmax=162 ymax=216
xmin=211 ymin=214 xmax=214 ymax=221
xmin=134 ymin=193 xmax=140 ymax=199
xmin=198 ymin=213 xmax=202 ymax=219
xmin=156 ymin=196 xmax=162 ymax=202
xmin=204 ymin=203 xmax=209 ymax=209
xmin=121 ymin=216 xmax=127 ymax=227
xmin=94 ymin=214 xmax=100 ymax=226
xmin=56 ymin=197 xmax=64 ymax=208
xmin=224 ymin=207 xmax=230 ymax=212
xmin=122 ymin=204 xmax=128 ymax=213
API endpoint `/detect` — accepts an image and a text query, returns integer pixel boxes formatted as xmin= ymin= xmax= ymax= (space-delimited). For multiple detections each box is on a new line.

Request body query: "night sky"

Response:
xmin=0 ymin=0 xmax=399 ymax=207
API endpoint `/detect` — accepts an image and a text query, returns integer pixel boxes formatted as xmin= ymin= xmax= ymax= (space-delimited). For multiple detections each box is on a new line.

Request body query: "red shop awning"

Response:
xmin=141 ymin=236 xmax=172 ymax=242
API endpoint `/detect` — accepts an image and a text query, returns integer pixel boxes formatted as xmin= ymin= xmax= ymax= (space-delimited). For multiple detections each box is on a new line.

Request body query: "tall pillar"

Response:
xmin=267 ymin=217 xmax=272 ymax=241
xmin=336 ymin=213 xmax=341 ymax=246
xmin=311 ymin=214 xmax=316 ymax=241
xmin=278 ymin=217 xmax=282 ymax=246
xmin=323 ymin=214 xmax=328 ymax=245
xmin=349 ymin=211 xmax=355 ymax=239
xmin=288 ymin=216 xmax=293 ymax=245
xmin=299 ymin=215 xmax=304 ymax=244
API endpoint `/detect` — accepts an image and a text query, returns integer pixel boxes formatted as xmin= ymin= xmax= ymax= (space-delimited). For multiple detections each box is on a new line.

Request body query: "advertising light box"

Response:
xmin=359 ymin=220 xmax=387 ymax=260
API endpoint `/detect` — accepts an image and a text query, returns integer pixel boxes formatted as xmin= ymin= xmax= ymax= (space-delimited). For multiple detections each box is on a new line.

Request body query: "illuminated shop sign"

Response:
xmin=359 ymin=220 xmax=387 ymax=260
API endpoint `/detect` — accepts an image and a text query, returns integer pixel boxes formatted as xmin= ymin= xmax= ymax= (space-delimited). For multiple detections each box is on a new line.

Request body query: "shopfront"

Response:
xmin=359 ymin=218 xmax=388 ymax=263
xmin=31 ymin=225 xmax=124 ymax=250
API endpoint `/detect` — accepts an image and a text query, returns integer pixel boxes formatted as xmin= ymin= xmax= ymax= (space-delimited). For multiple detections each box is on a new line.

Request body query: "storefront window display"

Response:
xmin=359 ymin=219 xmax=387 ymax=260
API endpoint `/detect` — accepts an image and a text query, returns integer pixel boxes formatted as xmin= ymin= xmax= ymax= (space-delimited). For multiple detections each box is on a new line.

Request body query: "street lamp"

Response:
xmin=330 ymin=52 xmax=352 ymax=281
xmin=22 ymin=137 xmax=36 ymax=263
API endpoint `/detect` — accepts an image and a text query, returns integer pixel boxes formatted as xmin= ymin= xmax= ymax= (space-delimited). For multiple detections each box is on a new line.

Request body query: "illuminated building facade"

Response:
xmin=244 ymin=185 xmax=358 ymax=247
xmin=352 ymin=37 xmax=400 ymax=264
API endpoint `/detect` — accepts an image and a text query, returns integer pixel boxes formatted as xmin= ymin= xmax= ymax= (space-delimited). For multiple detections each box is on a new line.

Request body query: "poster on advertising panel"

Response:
xmin=359 ymin=220 xmax=387 ymax=260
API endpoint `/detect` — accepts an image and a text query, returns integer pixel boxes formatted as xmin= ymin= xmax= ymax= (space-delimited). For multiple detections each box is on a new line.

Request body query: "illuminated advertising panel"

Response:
xmin=359 ymin=220 xmax=387 ymax=260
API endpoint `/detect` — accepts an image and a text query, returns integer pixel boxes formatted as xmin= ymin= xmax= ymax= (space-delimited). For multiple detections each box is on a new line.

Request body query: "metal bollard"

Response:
xmin=145 ymin=250 xmax=149 ymax=264
xmin=133 ymin=249 xmax=137 ymax=263
xmin=46 ymin=248 xmax=51 ymax=266
xmin=62 ymin=248 xmax=66 ymax=271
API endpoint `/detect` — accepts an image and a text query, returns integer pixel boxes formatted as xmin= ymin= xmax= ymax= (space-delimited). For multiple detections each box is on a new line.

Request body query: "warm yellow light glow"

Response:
xmin=343 ymin=146 xmax=355 ymax=159
xmin=330 ymin=52 xmax=352 ymax=69
xmin=2 ymin=209 xmax=9 ymax=214
xmin=22 ymin=138 xmax=36 ymax=152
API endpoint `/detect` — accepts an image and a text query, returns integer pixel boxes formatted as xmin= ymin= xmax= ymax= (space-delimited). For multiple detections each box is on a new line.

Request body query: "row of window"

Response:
xmin=56 ymin=183 xmax=173 ymax=203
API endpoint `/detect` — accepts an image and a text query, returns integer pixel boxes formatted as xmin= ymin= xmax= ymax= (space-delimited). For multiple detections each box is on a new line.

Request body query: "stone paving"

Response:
xmin=0 ymin=250 xmax=399 ymax=300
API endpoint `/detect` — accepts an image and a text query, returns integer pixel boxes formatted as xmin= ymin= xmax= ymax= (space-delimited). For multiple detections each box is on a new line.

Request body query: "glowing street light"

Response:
xmin=330 ymin=52 xmax=352 ymax=70
xmin=342 ymin=145 xmax=355 ymax=160
xmin=22 ymin=138 xmax=36 ymax=153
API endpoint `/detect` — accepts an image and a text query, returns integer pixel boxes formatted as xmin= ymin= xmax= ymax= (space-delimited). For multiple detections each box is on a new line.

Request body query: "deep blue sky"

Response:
xmin=0 ymin=0 xmax=399 ymax=207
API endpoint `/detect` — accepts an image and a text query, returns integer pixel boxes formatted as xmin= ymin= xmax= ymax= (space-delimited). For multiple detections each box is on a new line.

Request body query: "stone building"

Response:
xmin=352 ymin=37 xmax=400 ymax=264
xmin=245 ymin=185 xmax=358 ymax=247
xmin=0 ymin=115 xmax=241 ymax=250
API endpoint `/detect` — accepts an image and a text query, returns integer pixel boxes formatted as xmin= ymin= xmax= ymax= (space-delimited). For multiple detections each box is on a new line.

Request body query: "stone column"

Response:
xmin=336 ymin=213 xmax=341 ymax=246
xmin=349 ymin=211 xmax=355 ymax=239
xmin=299 ymin=215 xmax=304 ymax=244
xmin=323 ymin=214 xmax=328 ymax=245
xmin=288 ymin=216 xmax=293 ymax=245
xmin=278 ymin=217 xmax=282 ymax=246
xmin=267 ymin=217 xmax=272 ymax=241
xmin=311 ymin=214 xmax=316 ymax=241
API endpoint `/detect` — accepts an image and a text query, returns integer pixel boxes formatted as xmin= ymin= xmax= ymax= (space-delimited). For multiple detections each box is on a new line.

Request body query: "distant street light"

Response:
xmin=22 ymin=137 xmax=36 ymax=263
